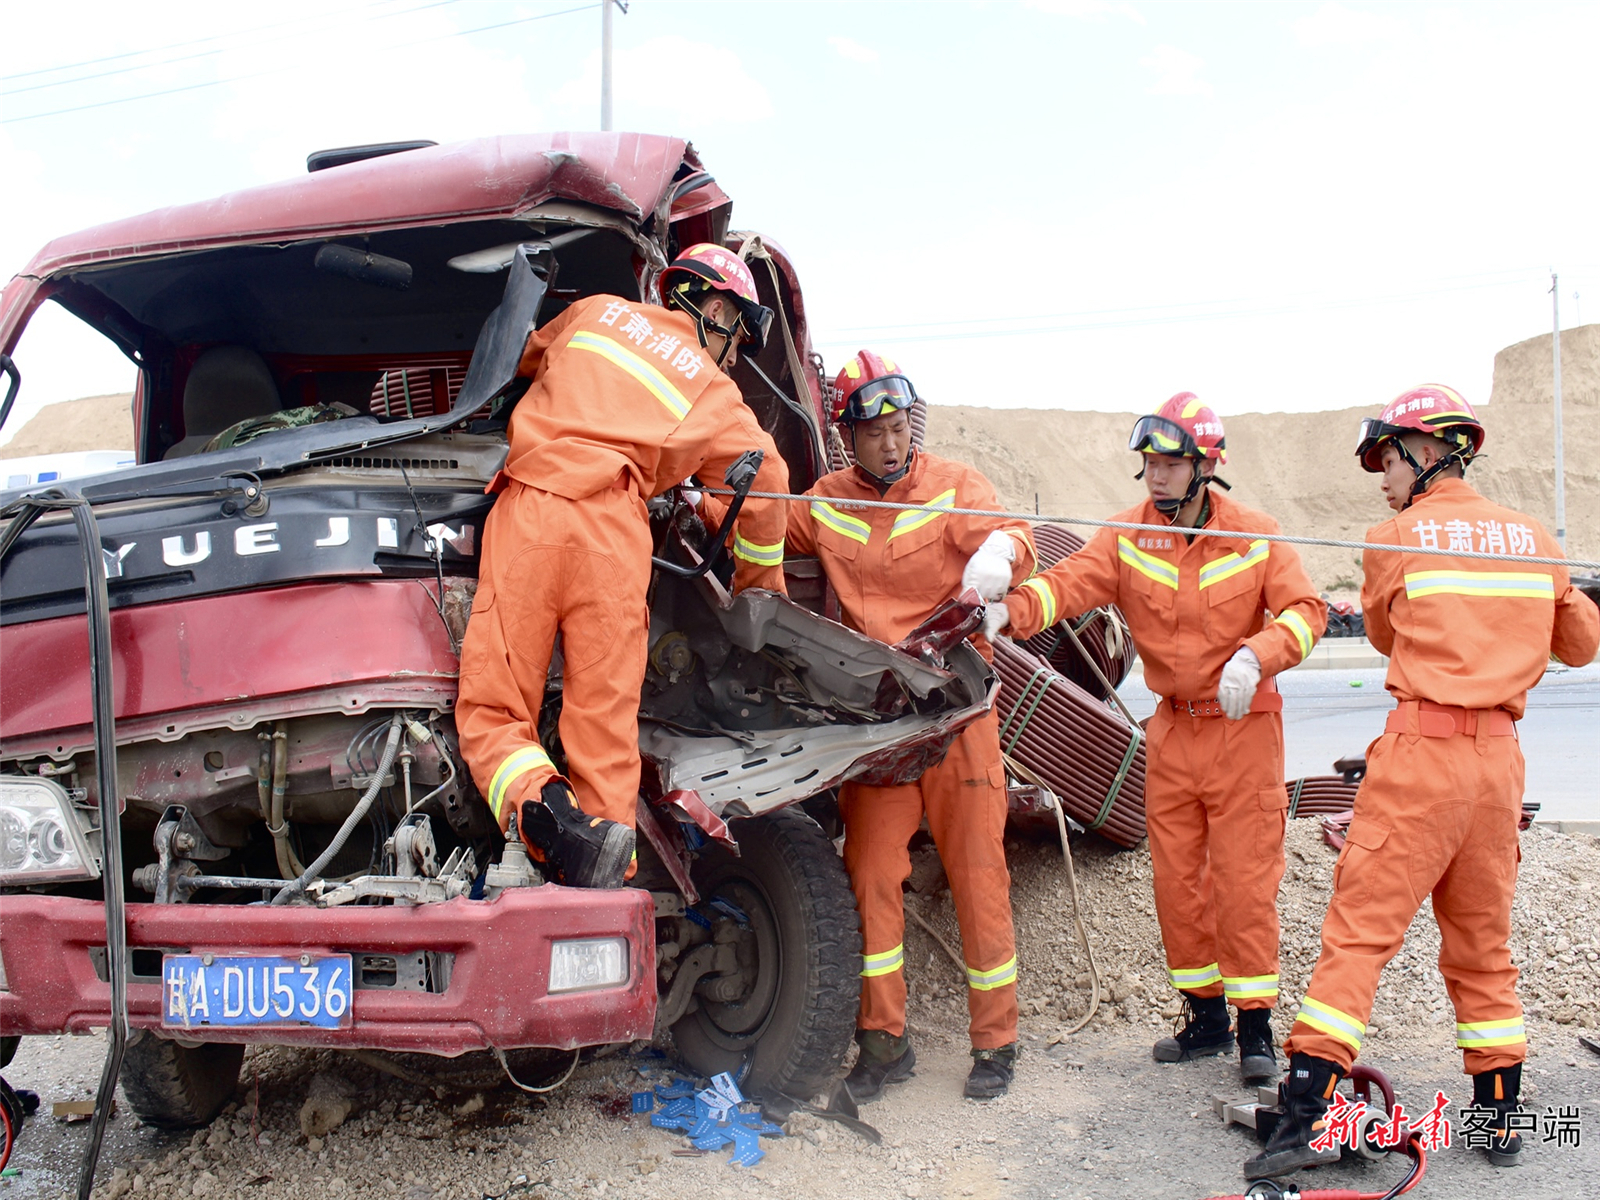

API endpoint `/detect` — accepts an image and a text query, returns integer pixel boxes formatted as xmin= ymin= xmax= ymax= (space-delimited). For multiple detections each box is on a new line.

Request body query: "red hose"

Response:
xmin=1208 ymin=1135 xmax=1427 ymax=1200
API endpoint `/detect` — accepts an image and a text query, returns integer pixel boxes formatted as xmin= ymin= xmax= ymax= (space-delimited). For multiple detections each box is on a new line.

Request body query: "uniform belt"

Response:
xmin=1385 ymin=699 xmax=1515 ymax=738
xmin=1166 ymin=683 xmax=1283 ymax=718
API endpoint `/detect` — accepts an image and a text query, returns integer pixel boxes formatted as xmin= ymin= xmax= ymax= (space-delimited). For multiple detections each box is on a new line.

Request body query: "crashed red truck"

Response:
xmin=0 ymin=134 xmax=1001 ymax=1138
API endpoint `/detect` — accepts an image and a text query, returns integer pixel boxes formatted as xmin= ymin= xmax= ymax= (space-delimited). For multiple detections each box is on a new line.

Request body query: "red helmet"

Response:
xmin=832 ymin=350 xmax=919 ymax=424
xmin=1128 ymin=392 xmax=1227 ymax=464
xmin=1355 ymin=383 xmax=1485 ymax=472
xmin=660 ymin=243 xmax=773 ymax=355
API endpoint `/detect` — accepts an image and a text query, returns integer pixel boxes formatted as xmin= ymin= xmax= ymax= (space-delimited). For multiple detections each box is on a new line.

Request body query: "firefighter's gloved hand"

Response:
xmin=1217 ymin=646 xmax=1261 ymax=720
xmin=680 ymin=488 xmax=703 ymax=510
xmin=980 ymin=601 xmax=1010 ymax=643
xmin=962 ymin=531 xmax=1017 ymax=602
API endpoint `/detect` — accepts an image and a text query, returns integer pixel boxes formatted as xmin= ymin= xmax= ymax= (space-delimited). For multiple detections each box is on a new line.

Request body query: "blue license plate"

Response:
xmin=161 ymin=954 xmax=353 ymax=1030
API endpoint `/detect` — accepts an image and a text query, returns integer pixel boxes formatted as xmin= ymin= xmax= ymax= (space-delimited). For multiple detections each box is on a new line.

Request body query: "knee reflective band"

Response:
xmin=489 ymin=746 xmax=555 ymax=822
xmin=731 ymin=533 xmax=784 ymax=567
xmin=966 ymin=956 xmax=1018 ymax=992
xmin=861 ymin=944 xmax=904 ymax=978
xmin=1457 ymin=1017 xmax=1527 ymax=1050
xmin=1168 ymin=962 xmax=1222 ymax=990
xmin=1223 ymin=973 xmax=1280 ymax=1003
xmin=1296 ymin=996 xmax=1366 ymax=1053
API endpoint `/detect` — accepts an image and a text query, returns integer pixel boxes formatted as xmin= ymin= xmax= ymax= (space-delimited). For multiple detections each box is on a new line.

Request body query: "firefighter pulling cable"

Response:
xmin=456 ymin=245 xmax=791 ymax=889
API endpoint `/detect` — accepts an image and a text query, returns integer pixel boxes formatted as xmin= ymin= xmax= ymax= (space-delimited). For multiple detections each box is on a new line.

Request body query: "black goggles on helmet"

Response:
xmin=843 ymin=374 xmax=918 ymax=422
xmin=1129 ymin=414 xmax=1204 ymax=457
xmin=734 ymin=296 xmax=775 ymax=355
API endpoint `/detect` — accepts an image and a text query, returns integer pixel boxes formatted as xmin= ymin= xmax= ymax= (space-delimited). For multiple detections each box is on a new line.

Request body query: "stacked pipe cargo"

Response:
xmin=1018 ymin=525 xmax=1137 ymax=702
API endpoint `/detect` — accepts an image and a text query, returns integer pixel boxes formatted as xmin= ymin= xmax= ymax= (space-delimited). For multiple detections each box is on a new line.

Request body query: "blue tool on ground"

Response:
xmin=642 ymin=1071 xmax=785 ymax=1167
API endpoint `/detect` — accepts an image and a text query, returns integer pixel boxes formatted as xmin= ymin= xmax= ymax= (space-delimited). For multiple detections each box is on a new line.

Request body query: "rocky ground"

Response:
xmin=4 ymin=821 xmax=1597 ymax=1200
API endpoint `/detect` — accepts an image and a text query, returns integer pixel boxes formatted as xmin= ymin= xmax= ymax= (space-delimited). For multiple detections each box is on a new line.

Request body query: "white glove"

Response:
xmin=680 ymin=488 xmax=702 ymax=509
xmin=1217 ymin=646 xmax=1262 ymax=720
xmin=962 ymin=531 xmax=1017 ymax=602
xmin=980 ymin=601 xmax=1011 ymax=642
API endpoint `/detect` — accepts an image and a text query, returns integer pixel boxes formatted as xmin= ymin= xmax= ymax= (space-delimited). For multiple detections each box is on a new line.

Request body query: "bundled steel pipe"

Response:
xmin=994 ymin=638 xmax=1147 ymax=848
xmin=1288 ymin=774 xmax=1538 ymax=830
xmin=1019 ymin=525 xmax=1137 ymax=702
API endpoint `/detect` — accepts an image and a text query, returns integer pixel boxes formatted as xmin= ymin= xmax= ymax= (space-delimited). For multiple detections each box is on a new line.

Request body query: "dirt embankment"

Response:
xmin=923 ymin=324 xmax=1600 ymax=593
xmin=0 ymin=393 xmax=134 ymax=458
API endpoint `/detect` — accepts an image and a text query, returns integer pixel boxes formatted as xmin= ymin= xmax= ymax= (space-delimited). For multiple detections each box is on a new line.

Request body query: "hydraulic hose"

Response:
xmin=1213 ymin=1132 xmax=1427 ymax=1200
xmin=267 ymin=721 xmax=306 ymax=879
xmin=271 ymin=714 xmax=402 ymax=905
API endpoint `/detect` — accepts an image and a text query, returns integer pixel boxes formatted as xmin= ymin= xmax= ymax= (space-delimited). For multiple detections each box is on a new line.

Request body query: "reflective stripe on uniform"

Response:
xmin=1275 ymin=609 xmax=1316 ymax=661
xmin=967 ymin=955 xmax=1018 ymax=991
xmin=810 ymin=500 xmax=872 ymax=544
xmin=732 ymin=533 xmax=784 ymax=567
xmin=1006 ymin=527 xmax=1036 ymax=563
xmin=861 ymin=944 xmax=905 ymax=978
xmin=1168 ymin=962 xmax=1222 ymax=990
xmin=1118 ymin=536 xmax=1180 ymax=589
xmin=1021 ymin=577 xmax=1058 ymax=628
xmin=1223 ymin=973 xmax=1280 ymax=1002
xmin=567 ymin=330 xmax=693 ymax=422
xmin=1198 ymin=539 xmax=1270 ymax=589
xmin=1296 ymin=996 xmax=1366 ymax=1052
xmin=1456 ymin=1017 xmax=1527 ymax=1049
xmin=1403 ymin=570 xmax=1555 ymax=601
xmin=889 ymin=489 xmax=956 ymax=540
xmin=488 ymin=745 xmax=555 ymax=821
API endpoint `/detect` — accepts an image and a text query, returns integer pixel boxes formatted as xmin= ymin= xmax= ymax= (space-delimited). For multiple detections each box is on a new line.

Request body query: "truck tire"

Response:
xmin=671 ymin=806 xmax=861 ymax=1099
xmin=120 ymin=1034 xmax=243 ymax=1129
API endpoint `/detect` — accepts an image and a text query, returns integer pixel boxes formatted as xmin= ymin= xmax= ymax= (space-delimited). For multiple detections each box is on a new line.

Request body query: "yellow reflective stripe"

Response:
xmin=488 ymin=746 xmax=554 ymax=821
xmin=889 ymin=489 xmax=957 ymax=540
xmin=1006 ymin=527 xmax=1036 ymax=563
xmin=810 ymin=500 xmax=871 ymax=545
xmin=568 ymin=330 xmax=692 ymax=422
xmin=732 ymin=533 xmax=784 ymax=567
xmin=1021 ymin=577 xmax=1058 ymax=628
xmin=1456 ymin=1017 xmax=1527 ymax=1048
xmin=1167 ymin=962 xmax=1222 ymax=989
xmin=1118 ymin=536 xmax=1179 ymax=589
xmin=967 ymin=955 xmax=1018 ymax=991
xmin=1403 ymin=570 xmax=1555 ymax=600
xmin=861 ymin=944 xmax=904 ymax=978
xmin=1276 ymin=609 xmax=1315 ymax=662
xmin=1198 ymin=539 xmax=1270 ymax=589
xmin=1296 ymin=996 xmax=1366 ymax=1051
xmin=1223 ymin=974 xmax=1280 ymax=1000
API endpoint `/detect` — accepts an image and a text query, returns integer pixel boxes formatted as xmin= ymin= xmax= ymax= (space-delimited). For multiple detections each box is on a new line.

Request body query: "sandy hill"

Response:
xmin=924 ymin=324 xmax=1600 ymax=592
xmin=0 ymin=392 xmax=134 ymax=458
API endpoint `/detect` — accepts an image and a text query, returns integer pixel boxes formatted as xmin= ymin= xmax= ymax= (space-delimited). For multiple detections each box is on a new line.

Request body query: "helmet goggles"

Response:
xmin=843 ymin=374 xmax=919 ymax=423
xmin=1129 ymin=414 xmax=1206 ymax=458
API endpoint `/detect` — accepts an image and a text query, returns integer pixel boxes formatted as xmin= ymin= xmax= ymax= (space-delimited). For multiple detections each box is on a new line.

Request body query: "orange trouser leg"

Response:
xmin=1285 ymin=727 xmax=1526 ymax=1074
xmin=1144 ymin=707 xmax=1287 ymax=1009
xmin=841 ymin=714 xmax=1018 ymax=1049
xmin=456 ymin=484 xmax=651 ymax=829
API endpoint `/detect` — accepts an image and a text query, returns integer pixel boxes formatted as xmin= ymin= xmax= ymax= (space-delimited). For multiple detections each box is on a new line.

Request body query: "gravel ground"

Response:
xmin=4 ymin=822 xmax=1597 ymax=1200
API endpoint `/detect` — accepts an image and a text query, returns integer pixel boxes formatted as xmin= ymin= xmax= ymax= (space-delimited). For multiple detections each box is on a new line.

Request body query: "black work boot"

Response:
xmin=1237 ymin=1008 xmax=1279 ymax=1082
xmin=965 ymin=1043 xmax=1018 ymax=1100
xmin=1243 ymin=1053 xmax=1343 ymax=1178
xmin=1153 ymin=992 xmax=1235 ymax=1062
xmin=519 ymin=779 xmax=634 ymax=889
xmin=844 ymin=1030 xmax=915 ymax=1103
xmin=1471 ymin=1064 xmax=1524 ymax=1167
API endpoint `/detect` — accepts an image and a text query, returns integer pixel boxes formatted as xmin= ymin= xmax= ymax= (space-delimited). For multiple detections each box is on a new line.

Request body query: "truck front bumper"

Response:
xmin=0 ymin=886 xmax=656 ymax=1054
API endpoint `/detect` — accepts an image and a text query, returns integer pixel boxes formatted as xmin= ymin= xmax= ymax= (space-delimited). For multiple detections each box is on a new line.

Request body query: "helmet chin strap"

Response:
xmin=1396 ymin=440 xmax=1469 ymax=510
xmin=1153 ymin=460 xmax=1209 ymax=517
xmin=675 ymin=291 xmax=744 ymax=369
xmin=853 ymin=444 xmax=915 ymax=489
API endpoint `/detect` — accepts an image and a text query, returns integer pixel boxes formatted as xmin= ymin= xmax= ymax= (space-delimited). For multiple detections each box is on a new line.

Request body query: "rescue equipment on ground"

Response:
xmin=637 ymin=1071 xmax=785 ymax=1168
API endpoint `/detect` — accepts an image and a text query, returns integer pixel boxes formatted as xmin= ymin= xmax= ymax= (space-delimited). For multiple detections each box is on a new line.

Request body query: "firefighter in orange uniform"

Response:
xmin=456 ymin=245 xmax=790 ymax=889
xmin=986 ymin=393 xmax=1327 ymax=1083
xmin=1248 ymin=386 xmax=1600 ymax=1178
xmin=749 ymin=351 xmax=1035 ymax=1099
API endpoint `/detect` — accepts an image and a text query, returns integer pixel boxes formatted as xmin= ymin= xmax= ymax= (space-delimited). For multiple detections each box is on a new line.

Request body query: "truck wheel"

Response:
xmin=671 ymin=806 xmax=861 ymax=1099
xmin=120 ymin=1034 xmax=243 ymax=1128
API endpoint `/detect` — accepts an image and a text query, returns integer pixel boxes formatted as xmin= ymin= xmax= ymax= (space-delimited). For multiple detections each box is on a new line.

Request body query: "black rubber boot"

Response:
xmin=844 ymin=1030 xmax=915 ymax=1103
xmin=519 ymin=778 xmax=634 ymax=889
xmin=965 ymin=1044 xmax=1018 ymax=1100
xmin=1237 ymin=1007 xmax=1279 ymax=1082
xmin=1243 ymin=1053 xmax=1343 ymax=1178
xmin=1471 ymin=1064 xmax=1524 ymax=1167
xmin=1153 ymin=992 xmax=1235 ymax=1062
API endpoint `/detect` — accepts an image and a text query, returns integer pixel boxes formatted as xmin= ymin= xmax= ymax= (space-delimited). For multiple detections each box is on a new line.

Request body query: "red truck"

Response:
xmin=0 ymin=134 xmax=995 ymax=1152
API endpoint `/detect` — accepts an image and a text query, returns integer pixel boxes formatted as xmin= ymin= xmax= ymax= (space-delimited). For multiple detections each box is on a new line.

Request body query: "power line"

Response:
xmin=2 ymin=3 xmax=597 ymax=124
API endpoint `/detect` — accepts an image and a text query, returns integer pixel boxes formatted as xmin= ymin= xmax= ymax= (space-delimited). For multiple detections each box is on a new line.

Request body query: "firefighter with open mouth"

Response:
xmin=985 ymin=393 xmax=1327 ymax=1085
xmin=456 ymin=245 xmax=790 ymax=889
xmin=1247 ymin=385 xmax=1599 ymax=1178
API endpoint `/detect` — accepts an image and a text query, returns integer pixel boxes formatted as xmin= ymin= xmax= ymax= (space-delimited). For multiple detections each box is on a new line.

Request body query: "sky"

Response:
xmin=2 ymin=0 xmax=1597 ymax=447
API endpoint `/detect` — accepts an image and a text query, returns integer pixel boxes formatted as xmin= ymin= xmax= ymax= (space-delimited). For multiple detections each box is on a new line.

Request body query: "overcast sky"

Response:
xmin=2 ymin=0 xmax=1596 ymax=445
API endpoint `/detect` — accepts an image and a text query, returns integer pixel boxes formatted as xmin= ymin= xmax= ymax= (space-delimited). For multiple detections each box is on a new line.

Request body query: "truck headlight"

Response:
xmin=0 ymin=776 xmax=101 ymax=885
xmin=548 ymin=937 xmax=629 ymax=994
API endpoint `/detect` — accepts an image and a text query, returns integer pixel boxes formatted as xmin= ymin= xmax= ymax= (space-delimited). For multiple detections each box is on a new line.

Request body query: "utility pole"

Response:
xmin=601 ymin=0 xmax=628 ymax=132
xmin=1551 ymin=272 xmax=1566 ymax=550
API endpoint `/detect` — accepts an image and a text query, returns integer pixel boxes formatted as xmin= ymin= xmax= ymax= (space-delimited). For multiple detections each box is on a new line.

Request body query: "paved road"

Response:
xmin=1117 ymin=661 xmax=1600 ymax=824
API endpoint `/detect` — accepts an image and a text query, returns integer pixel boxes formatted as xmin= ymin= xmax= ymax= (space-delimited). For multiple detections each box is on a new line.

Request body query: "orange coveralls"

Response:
xmin=1005 ymin=487 xmax=1327 ymax=1012
xmin=1286 ymin=478 xmax=1599 ymax=1074
xmin=786 ymin=451 xmax=1037 ymax=1049
xmin=456 ymin=294 xmax=789 ymax=836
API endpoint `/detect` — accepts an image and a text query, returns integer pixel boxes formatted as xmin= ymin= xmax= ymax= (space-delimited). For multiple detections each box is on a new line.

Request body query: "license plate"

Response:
xmin=161 ymin=954 xmax=353 ymax=1030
